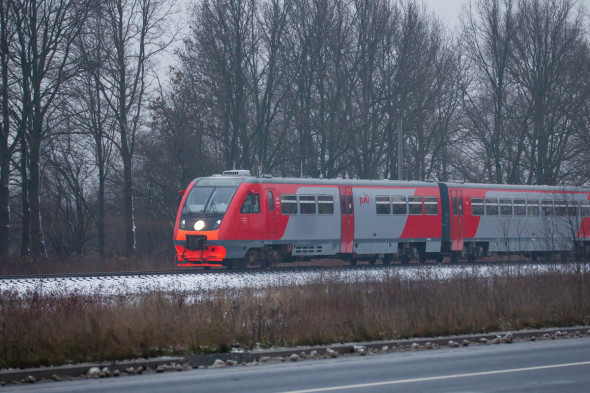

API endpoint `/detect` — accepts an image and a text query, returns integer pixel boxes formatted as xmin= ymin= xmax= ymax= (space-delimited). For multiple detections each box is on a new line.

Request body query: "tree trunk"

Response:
xmin=0 ymin=0 xmax=10 ymax=255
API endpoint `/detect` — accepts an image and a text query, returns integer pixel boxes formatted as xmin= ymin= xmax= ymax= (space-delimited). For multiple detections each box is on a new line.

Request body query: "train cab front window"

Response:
xmin=180 ymin=184 xmax=238 ymax=231
xmin=182 ymin=186 xmax=237 ymax=215
xmin=241 ymin=193 xmax=260 ymax=213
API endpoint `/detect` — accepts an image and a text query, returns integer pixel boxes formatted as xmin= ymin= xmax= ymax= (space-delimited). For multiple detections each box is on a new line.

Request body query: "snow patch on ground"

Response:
xmin=0 ymin=264 xmax=577 ymax=297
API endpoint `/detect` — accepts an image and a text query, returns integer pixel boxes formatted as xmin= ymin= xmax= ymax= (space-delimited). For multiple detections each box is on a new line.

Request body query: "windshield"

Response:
xmin=182 ymin=186 xmax=237 ymax=215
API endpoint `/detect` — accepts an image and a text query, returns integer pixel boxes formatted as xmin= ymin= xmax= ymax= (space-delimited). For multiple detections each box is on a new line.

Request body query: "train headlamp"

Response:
xmin=194 ymin=220 xmax=206 ymax=231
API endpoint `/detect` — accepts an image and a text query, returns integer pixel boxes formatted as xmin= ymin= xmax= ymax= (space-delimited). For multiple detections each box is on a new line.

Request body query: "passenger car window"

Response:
xmin=541 ymin=200 xmax=554 ymax=216
xmin=471 ymin=198 xmax=484 ymax=216
xmin=485 ymin=198 xmax=498 ymax=216
xmin=318 ymin=195 xmax=334 ymax=214
xmin=424 ymin=196 xmax=438 ymax=215
xmin=281 ymin=194 xmax=298 ymax=214
xmin=554 ymin=200 xmax=567 ymax=216
xmin=299 ymin=195 xmax=316 ymax=214
xmin=376 ymin=196 xmax=391 ymax=215
xmin=567 ymin=202 xmax=578 ymax=216
xmin=527 ymin=200 xmax=539 ymax=216
xmin=513 ymin=199 xmax=526 ymax=216
xmin=499 ymin=198 xmax=512 ymax=216
xmin=240 ymin=193 xmax=260 ymax=214
xmin=408 ymin=196 xmax=422 ymax=215
xmin=392 ymin=196 xmax=407 ymax=215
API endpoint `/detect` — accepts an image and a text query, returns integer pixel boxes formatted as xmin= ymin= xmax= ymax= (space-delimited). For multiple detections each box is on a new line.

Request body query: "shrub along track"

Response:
xmin=1 ymin=260 xmax=589 ymax=371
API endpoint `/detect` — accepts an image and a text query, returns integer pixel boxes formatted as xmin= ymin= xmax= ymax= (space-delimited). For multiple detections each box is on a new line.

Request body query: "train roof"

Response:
xmin=443 ymin=182 xmax=590 ymax=192
xmin=194 ymin=172 xmax=590 ymax=192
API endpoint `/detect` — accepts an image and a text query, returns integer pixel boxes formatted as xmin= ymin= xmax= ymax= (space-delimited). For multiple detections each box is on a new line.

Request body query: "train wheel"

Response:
xmin=560 ymin=251 xmax=569 ymax=263
xmin=245 ymin=249 xmax=264 ymax=268
xmin=369 ymin=258 xmax=376 ymax=265
xmin=435 ymin=254 xmax=444 ymax=263
xmin=350 ymin=257 xmax=358 ymax=266
xmin=382 ymin=255 xmax=392 ymax=265
xmin=467 ymin=254 xmax=476 ymax=263
xmin=419 ymin=252 xmax=426 ymax=264
xmin=400 ymin=255 xmax=410 ymax=265
xmin=450 ymin=252 xmax=459 ymax=264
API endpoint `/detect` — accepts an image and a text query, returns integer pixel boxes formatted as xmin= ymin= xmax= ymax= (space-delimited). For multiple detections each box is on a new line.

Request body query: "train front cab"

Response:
xmin=174 ymin=174 xmax=249 ymax=267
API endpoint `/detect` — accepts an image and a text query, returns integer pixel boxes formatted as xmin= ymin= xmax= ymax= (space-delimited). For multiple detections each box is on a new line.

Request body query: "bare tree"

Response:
xmin=0 ymin=0 xmax=17 ymax=255
xmin=99 ymin=0 xmax=172 ymax=256
xmin=10 ymin=0 xmax=88 ymax=256
xmin=347 ymin=0 xmax=391 ymax=179
xmin=69 ymin=0 xmax=116 ymax=256
xmin=460 ymin=0 xmax=518 ymax=184
xmin=44 ymin=131 xmax=95 ymax=256
xmin=512 ymin=0 xmax=585 ymax=185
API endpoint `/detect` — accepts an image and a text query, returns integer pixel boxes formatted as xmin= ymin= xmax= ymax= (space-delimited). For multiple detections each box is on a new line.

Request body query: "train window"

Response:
xmin=392 ymin=196 xmax=407 ymax=215
xmin=240 ymin=193 xmax=260 ymax=214
xmin=581 ymin=201 xmax=590 ymax=217
xmin=500 ymin=199 xmax=512 ymax=216
xmin=485 ymin=198 xmax=498 ymax=215
xmin=567 ymin=202 xmax=578 ymax=216
xmin=318 ymin=195 xmax=334 ymax=214
xmin=376 ymin=196 xmax=391 ymax=215
xmin=424 ymin=196 xmax=438 ymax=215
xmin=513 ymin=199 xmax=526 ymax=216
xmin=268 ymin=191 xmax=274 ymax=212
xmin=452 ymin=197 xmax=463 ymax=215
xmin=471 ymin=198 xmax=484 ymax=216
xmin=541 ymin=200 xmax=554 ymax=216
xmin=408 ymin=196 xmax=422 ymax=215
xmin=340 ymin=196 xmax=347 ymax=214
xmin=554 ymin=200 xmax=567 ymax=216
xmin=299 ymin=195 xmax=316 ymax=215
xmin=527 ymin=200 xmax=539 ymax=216
xmin=281 ymin=194 xmax=298 ymax=214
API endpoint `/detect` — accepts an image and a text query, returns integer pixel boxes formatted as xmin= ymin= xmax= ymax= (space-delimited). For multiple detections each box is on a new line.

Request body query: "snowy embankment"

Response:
xmin=0 ymin=263 xmax=576 ymax=296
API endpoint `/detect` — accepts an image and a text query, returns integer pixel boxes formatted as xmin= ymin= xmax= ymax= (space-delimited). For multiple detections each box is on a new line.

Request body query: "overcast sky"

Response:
xmin=425 ymin=0 xmax=590 ymax=28
xmin=424 ymin=0 xmax=469 ymax=26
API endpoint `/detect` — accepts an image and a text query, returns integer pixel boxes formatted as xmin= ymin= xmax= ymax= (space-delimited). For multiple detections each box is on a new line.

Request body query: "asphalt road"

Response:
xmin=6 ymin=336 xmax=590 ymax=393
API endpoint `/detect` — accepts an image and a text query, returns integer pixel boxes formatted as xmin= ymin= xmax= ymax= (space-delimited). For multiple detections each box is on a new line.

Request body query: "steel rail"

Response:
xmin=1 ymin=259 xmax=587 ymax=281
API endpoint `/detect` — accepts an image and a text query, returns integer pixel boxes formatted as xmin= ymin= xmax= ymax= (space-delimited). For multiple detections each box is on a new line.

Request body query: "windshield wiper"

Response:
xmin=183 ymin=204 xmax=194 ymax=215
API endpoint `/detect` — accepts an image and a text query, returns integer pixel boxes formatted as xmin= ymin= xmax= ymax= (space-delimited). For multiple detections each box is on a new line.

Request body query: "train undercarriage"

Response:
xmin=178 ymin=238 xmax=590 ymax=269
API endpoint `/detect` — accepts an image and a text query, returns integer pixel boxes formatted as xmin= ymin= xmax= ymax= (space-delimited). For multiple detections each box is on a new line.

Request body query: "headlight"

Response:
xmin=194 ymin=220 xmax=205 ymax=231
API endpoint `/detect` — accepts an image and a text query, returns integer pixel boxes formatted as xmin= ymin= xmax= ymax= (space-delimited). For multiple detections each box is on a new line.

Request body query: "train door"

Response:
xmin=266 ymin=188 xmax=277 ymax=238
xmin=339 ymin=187 xmax=354 ymax=253
xmin=450 ymin=189 xmax=465 ymax=251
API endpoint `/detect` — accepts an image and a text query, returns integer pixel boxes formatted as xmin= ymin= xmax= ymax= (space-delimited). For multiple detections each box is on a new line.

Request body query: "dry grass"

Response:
xmin=1 ymin=267 xmax=589 ymax=369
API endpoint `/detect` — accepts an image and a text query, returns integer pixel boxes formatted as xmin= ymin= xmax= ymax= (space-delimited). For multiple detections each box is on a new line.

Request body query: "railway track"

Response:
xmin=0 ymin=258 xmax=584 ymax=281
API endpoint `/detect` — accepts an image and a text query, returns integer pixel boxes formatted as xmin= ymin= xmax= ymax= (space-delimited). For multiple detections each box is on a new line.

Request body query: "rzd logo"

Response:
xmin=359 ymin=194 xmax=370 ymax=206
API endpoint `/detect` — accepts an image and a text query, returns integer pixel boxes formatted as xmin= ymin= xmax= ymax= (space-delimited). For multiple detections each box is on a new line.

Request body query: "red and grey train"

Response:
xmin=173 ymin=170 xmax=590 ymax=267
